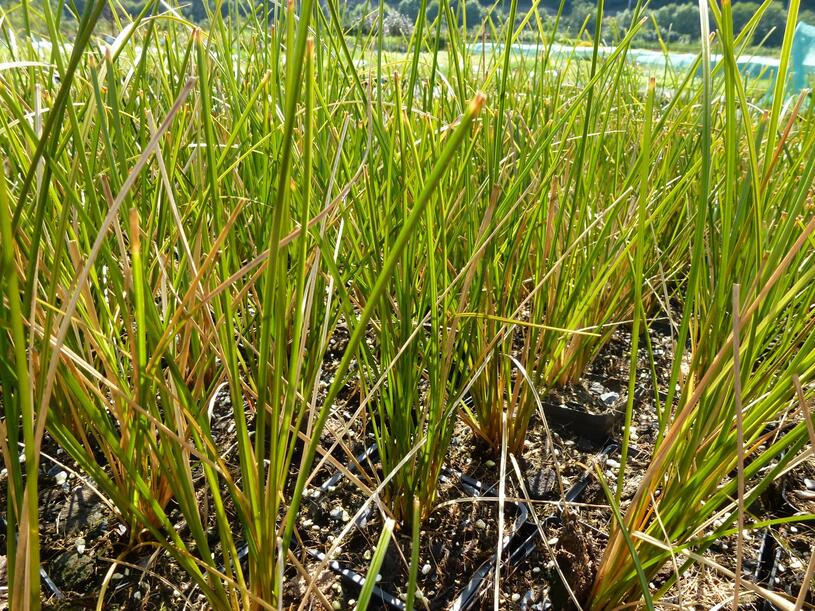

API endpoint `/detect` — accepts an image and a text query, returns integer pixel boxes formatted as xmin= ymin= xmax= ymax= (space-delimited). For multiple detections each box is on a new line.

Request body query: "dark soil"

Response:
xmin=2 ymin=321 xmax=813 ymax=610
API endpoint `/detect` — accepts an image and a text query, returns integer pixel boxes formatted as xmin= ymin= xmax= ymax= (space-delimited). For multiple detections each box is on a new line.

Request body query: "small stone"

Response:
xmin=112 ymin=572 xmax=123 ymax=580
xmin=511 ymin=593 xmax=521 ymax=602
xmin=484 ymin=459 xmax=496 ymax=468
xmin=421 ymin=563 xmax=432 ymax=575
xmin=527 ymin=468 xmax=557 ymax=500
xmin=363 ymin=550 xmax=372 ymax=561
xmin=348 ymin=599 xmax=356 ymax=607
xmin=58 ymin=486 xmax=107 ymax=536
xmin=805 ymin=478 xmax=815 ymax=491
xmin=54 ymin=471 xmax=68 ymax=485
xmin=330 ymin=507 xmax=344 ymax=521
xmin=133 ymin=591 xmax=142 ymax=601
xmin=532 ymin=566 xmax=541 ymax=574
xmin=332 ymin=601 xmax=342 ymax=610
xmin=475 ymin=519 xmax=487 ymax=529
xmin=790 ymin=557 xmax=803 ymax=570
xmin=75 ymin=538 xmax=86 ymax=554
xmin=606 ymin=458 xmax=621 ymax=469
xmin=302 ymin=519 xmax=313 ymax=527
xmin=342 ymin=510 xmax=350 ymax=522
xmin=600 ymin=391 xmax=619 ymax=405
xmin=589 ymin=382 xmax=605 ymax=395
xmin=375 ymin=574 xmax=382 ymax=582
xmin=51 ymin=549 xmax=95 ymax=590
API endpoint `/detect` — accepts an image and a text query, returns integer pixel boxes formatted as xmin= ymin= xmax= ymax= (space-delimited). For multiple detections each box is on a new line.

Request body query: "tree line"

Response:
xmin=3 ymin=0 xmax=812 ymax=48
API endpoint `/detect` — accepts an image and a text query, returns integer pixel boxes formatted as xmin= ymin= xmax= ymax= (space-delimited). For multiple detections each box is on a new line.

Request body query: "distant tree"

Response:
xmin=384 ymin=9 xmax=412 ymax=33
xmin=426 ymin=0 xmax=440 ymax=21
xmin=731 ymin=0 xmax=760 ymax=36
xmin=398 ymin=0 xmax=421 ymax=19
xmin=566 ymin=0 xmax=597 ymax=34
xmin=653 ymin=3 xmax=699 ymax=40
xmin=753 ymin=1 xmax=788 ymax=47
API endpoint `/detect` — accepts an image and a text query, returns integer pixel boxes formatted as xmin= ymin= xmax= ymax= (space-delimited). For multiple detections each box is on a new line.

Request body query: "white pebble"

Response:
xmin=421 ymin=563 xmax=432 ymax=575
xmin=600 ymin=391 xmax=619 ymax=405
xmin=55 ymin=471 xmax=68 ymax=485
xmin=475 ymin=519 xmax=487 ymax=529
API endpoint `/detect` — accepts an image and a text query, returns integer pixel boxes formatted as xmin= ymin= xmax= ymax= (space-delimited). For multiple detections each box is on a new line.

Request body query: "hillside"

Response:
xmin=2 ymin=0 xmax=815 ymax=47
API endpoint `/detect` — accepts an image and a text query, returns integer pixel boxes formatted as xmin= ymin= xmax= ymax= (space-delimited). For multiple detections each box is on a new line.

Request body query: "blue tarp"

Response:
xmin=791 ymin=21 xmax=815 ymax=92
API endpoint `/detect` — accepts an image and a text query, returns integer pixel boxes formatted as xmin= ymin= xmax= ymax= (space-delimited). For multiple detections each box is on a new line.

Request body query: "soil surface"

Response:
xmin=1 ymin=323 xmax=813 ymax=610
